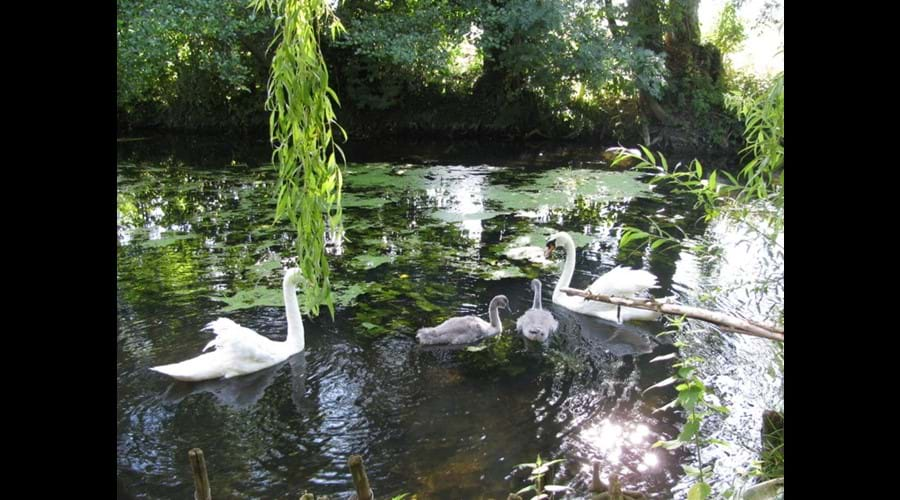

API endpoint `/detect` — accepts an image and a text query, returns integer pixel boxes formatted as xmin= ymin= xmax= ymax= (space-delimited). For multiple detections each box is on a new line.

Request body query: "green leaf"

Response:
xmin=677 ymin=386 xmax=703 ymax=411
xmin=650 ymin=237 xmax=671 ymax=250
xmin=515 ymin=484 xmax=536 ymax=495
xmin=642 ymin=376 xmax=678 ymax=395
xmin=531 ymin=459 xmax=565 ymax=475
xmin=620 ymin=229 xmax=650 ymax=248
xmin=688 ymin=482 xmax=711 ymax=500
xmin=653 ymin=439 xmax=684 ymax=450
xmin=682 ymin=464 xmax=701 ymax=477
xmin=709 ymin=404 xmax=730 ymax=415
xmin=677 ymin=420 xmax=700 ymax=442
xmin=652 ymin=398 xmax=679 ymax=414
xmin=638 ymin=145 xmax=656 ymax=165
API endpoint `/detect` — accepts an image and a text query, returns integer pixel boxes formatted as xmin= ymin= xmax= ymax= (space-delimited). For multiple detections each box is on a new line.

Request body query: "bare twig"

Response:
xmin=560 ymin=288 xmax=784 ymax=342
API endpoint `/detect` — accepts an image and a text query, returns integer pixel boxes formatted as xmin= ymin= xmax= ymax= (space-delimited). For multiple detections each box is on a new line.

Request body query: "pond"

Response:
xmin=117 ymin=136 xmax=781 ymax=499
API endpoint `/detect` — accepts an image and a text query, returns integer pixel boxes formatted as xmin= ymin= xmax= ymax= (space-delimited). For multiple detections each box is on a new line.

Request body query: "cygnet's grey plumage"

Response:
xmin=516 ymin=279 xmax=558 ymax=342
xmin=416 ymin=295 xmax=510 ymax=345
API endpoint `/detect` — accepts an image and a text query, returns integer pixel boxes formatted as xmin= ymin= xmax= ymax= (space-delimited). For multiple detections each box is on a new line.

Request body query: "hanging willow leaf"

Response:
xmin=251 ymin=0 xmax=346 ymax=318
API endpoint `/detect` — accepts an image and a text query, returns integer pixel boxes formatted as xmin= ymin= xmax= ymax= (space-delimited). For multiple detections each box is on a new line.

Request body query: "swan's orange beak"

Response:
xmin=544 ymin=241 xmax=556 ymax=258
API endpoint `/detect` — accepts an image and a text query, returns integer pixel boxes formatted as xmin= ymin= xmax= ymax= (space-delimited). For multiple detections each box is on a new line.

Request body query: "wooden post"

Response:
xmin=609 ymin=473 xmax=622 ymax=500
xmin=188 ymin=448 xmax=212 ymax=500
xmin=348 ymin=454 xmax=373 ymax=500
xmin=591 ymin=461 xmax=606 ymax=493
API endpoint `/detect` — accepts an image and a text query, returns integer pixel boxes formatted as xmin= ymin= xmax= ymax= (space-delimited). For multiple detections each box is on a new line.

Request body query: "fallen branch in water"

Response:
xmin=560 ymin=288 xmax=784 ymax=342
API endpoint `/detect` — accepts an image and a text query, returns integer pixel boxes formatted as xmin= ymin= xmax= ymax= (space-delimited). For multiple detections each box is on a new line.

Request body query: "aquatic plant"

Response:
xmin=513 ymin=454 xmax=571 ymax=499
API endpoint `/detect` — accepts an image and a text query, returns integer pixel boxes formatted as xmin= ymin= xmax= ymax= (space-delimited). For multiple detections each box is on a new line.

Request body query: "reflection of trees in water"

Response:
xmin=118 ymin=143 xmax=718 ymax=497
xmin=117 ymin=136 xmax=272 ymax=169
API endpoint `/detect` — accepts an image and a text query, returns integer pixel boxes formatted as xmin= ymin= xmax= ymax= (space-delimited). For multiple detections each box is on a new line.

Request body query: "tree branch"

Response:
xmin=560 ymin=288 xmax=784 ymax=342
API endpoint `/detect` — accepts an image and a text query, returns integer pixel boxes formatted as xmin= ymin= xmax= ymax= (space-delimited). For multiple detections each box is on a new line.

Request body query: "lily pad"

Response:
xmin=249 ymin=258 xmax=282 ymax=279
xmin=499 ymin=229 xmax=594 ymax=265
xmin=214 ymin=281 xmax=373 ymax=312
xmin=351 ymin=254 xmax=393 ymax=270
xmin=343 ymin=193 xmax=392 ymax=209
xmin=214 ymin=286 xmax=285 ymax=312
xmin=139 ymin=233 xmax=199 ymax=248
xmin=334 ymin=282 xmax=372 ymax=307
xmin=483 ymin=265 xmax=528 ymax=280
xmin=432 ymin=209 xmax=507 ymax=223
xmin=484 ymin=169 xmax=654 ymax=214
xmin=344 ymin=163 xmax=428 ymax=190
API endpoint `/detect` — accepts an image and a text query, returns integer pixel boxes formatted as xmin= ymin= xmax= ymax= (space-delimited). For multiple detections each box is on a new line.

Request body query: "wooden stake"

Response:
xmin=188 ymin=448 xmax=212 ymax=500
xmin=591 ymin=462 xmax=606 ymax=493
xmin=348 ymin=455 xmax=373 ymax=500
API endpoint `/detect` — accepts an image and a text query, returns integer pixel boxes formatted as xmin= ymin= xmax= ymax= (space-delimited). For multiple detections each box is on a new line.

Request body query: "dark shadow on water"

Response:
xmin=160 ymin=353 xmax=307 ymax=410
xmin=554 ymin=307 xmax=660 ymax=357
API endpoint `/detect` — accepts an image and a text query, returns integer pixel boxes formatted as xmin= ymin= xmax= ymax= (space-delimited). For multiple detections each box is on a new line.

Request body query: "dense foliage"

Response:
xmin=116 ymin=0 xmax=779 ymax=148
xmin=117 ymin=0 xmax=272 ymax=129
xmin=619 ymin=64 xmax=784 ymax=498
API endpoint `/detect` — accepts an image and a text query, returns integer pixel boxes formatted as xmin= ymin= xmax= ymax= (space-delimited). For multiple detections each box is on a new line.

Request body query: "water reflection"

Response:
xmin=579 ymin=418 xmax=659 ymax=472
xmin=424 ymin=165 xmax=492 ymax=241
xmin=160 ymin=353 xmax=307 ymax=410
xmin=117 ymin=141 xmax=748 ymax=498
xmin=560 ymin=308 xmax=657 ymax=357
xmin=667 ymin=213 xmax=783 ymax=497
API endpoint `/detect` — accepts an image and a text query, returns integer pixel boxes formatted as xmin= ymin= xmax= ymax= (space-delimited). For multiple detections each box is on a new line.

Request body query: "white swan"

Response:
xmin=516 ymin=279 xmax=558 ymax=342
xmin=416 ymin=295 xmax=510 ymax=345
xmin=150 ymin=268 xmax=306 ymax=381
xmin=544 ymin=232 xmax=661 ymax=322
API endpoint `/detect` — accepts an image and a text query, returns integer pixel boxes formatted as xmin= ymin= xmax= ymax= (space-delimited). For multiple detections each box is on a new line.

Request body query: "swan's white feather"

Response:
xmin=549 ymin=232 xmax=662 ymax=323
xmin=150 ymin=269 xmax=306 ymax=382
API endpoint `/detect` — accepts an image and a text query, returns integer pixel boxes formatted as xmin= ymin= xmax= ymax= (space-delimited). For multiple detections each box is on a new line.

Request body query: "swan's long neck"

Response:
xmin=554 ymin=234 xmax=577 ymax=298
xmin=283 ymin=277 xmax=304 ymax=352
xmin=488 ymin=300 xmax=503 ymax=331
xmin=532 ymin=281 xmax=542 ymax=310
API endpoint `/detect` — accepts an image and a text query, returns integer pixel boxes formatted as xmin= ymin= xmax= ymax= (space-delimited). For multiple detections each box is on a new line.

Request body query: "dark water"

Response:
xmin=117 ymin=136 xmax=780 ymax=499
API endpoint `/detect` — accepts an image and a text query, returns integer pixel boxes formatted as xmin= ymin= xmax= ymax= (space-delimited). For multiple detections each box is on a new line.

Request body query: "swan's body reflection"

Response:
xmin=555 ymin=308 xmax=657 ymax=357
xmin=161 ymin=352 xmax=307 ymax=410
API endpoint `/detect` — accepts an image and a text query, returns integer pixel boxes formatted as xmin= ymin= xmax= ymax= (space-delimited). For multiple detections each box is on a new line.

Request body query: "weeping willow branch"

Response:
xmin=251 ymin=0 xmax=346 ymax=317
xmin=560 ymin=288 xmax=784 ymax=342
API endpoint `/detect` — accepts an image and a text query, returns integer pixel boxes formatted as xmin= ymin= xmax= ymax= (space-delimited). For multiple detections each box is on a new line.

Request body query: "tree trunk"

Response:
xmin=627 ymin=0 xmax=671 ymax=127
xmin=666 ymin=0 xmax=701 ymax=45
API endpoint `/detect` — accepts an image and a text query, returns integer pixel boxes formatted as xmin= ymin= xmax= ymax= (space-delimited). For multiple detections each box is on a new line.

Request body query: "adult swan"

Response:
xmin=151 ymin=268 xmax=306 ymax=381
xmin=544 ymin=232 xmax=661 ymax=323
